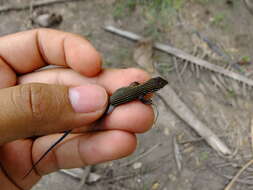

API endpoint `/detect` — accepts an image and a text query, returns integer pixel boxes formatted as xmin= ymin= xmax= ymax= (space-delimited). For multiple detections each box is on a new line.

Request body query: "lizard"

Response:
xmin=23 ymin=76 xmax=168 ymax=178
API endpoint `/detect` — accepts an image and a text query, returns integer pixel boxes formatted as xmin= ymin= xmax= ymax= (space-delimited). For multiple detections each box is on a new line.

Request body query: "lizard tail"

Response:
xmin=22 ymin=130 xmax=72 ymax=179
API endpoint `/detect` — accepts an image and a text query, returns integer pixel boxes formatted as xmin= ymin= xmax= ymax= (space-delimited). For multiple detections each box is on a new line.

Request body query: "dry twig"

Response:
xmin=120 ymin=143 xmax=161 ymax=167
xmin=207 ymin=163 xmax=253 ymax=185
xmin=173 ymin=136 xmax=182 ymax=172
xmin=0 ymin=0 xmax=79 ymax=12
xmin=60 ymin=168 xmax=83 ymax=180
xmin=224 ymin=159 xmax=253 ymax=190
xmin=104 ymin=25 xmax=253 ymax=87
xmin=179 ymin=134 xmax=228 ymax=145
xmin=157 ymin=87 xmax=232 ymax=155
xmin=101 ymin=165 xmax=159 ymax=183
xmin=77 ymin=166 xmax=92 ymax=190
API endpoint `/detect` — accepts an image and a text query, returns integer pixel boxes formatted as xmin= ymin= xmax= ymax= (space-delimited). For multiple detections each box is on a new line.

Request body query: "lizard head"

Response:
xmin=151 ymin=77 xmax=168 ymax=89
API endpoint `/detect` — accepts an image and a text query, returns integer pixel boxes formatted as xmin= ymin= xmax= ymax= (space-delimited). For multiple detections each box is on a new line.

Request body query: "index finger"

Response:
xmin=0 ymin=28 xmax=101 ymax=83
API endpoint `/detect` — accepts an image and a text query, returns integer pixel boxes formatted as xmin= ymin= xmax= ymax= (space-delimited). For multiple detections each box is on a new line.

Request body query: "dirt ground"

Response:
xmin=1 ymin=0 xmax=253 ymax=189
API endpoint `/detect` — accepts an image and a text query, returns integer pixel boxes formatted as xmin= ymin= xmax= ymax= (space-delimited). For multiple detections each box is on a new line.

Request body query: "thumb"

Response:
xmin=0 ymin=83 xmax=108 ymax=145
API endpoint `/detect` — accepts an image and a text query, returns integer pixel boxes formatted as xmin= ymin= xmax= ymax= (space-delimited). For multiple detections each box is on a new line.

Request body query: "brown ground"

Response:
xmin=1 ymin=0 xmax=253 ymax=189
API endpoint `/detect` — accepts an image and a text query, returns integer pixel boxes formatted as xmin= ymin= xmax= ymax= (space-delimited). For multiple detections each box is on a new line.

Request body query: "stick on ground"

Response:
xmin=0 ymin=0 xmax=80 ymax=12
xmin=173 ymin=136 xmax=183 ymax=172
xmin=120 ymin=143 xmax=161 ymax=167
xmin=224 ymin=159 xmax=253 ymax=190
xmin=104 ymin=25 xmax=253 ymax=87
xmin=77 ymin=166 xmax=92 ymax=190
xmin=158 ymin=86 xmax=232 ymax=155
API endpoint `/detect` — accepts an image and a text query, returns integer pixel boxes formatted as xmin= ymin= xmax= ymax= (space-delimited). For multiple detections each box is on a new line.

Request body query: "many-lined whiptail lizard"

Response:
xmin=23 ymin=76 xmax=168 ymax=178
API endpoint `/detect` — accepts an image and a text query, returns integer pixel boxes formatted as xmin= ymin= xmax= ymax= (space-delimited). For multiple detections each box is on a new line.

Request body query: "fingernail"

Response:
xmin=69 ymin=85 xmax=107 ymax=113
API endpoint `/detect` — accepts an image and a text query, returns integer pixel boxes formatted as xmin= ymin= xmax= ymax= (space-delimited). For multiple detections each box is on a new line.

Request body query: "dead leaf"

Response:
xmin=152 ymin=182 xmax=160 ymax=190
xmin=133 ymin=38 xmax=155 ymax=73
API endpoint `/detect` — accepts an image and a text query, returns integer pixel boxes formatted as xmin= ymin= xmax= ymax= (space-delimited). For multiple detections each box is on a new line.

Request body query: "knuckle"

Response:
xmin=125 ymin=68 xmax=150 ymax=81
xmin=14 ymin=83 xmax=48 ymax=122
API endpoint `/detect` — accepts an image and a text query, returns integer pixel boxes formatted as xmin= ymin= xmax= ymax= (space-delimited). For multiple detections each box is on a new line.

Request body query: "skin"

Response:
xmin=0 ymin=29 xmax=154 ymax=190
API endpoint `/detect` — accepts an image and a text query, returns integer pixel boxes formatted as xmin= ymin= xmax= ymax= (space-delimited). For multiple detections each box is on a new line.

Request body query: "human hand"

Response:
xmin=0 ymin=29 xmax=154 ymax=189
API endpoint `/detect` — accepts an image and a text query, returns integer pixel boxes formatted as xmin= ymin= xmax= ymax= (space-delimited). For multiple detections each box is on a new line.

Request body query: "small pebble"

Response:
xmin=132 ymin=162 xmax=142 ymax=169
xmin=87 ymin=173 xmax=101 ymax=183
xmin=32 ymin=12 xmax=62 ymax=27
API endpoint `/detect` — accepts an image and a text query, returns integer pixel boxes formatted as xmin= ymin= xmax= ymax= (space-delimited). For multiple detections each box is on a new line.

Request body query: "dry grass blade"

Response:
xmin=173 ymin=57 xmax=183 ymax=83
xmin=120 ymin=143 xmax=161 ymax=167
xmin=207 ymin=163 xmax=253 ymax=185
xmin=102 ymin=165 xmax=160 ymax=183
xmin=173 ymin=136 xmax=182 ymax=172
xmin=224 ymin=159 xmax=253 ymax=190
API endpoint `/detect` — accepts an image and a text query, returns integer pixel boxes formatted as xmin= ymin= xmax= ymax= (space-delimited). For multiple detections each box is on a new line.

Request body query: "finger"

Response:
xmin=99 ymin=101 xmax=154 ymax=133
xmin=0 ymin=29 xmax=101 ymax=87
xmin=0 ymin=131 xmax=136 ymax=188
xmin=75 ymin=100 xmax=154 ymax=134
xmin=18 ymin=67 xmax=92 ymax=86
xmin=0 ymin=166 xmax=21 ymax=190
xmin=35 ymin=131 xmax=136 ymax=175
xmin=19 ymin=68 xmax=154 ymax=133
xmin=0 ymin=58 xmax=16 ymax=88
xmin=0 ymin=140 xmax=39 ymax=190
xmin=0 ymin=83 xmax=108 ymax=145
xmin=19 ymin=67 xmax=150 ymax=93
xmin=97 ymin=68 xmax=151 ymax=94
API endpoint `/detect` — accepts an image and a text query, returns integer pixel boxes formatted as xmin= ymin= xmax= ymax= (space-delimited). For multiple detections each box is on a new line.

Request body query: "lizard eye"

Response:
xmin=155 ymin=77 xmax=168 ymax=87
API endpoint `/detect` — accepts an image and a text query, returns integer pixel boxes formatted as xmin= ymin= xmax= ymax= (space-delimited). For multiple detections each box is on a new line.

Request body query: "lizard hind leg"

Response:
xmin=138 ymin=94 xmax=153 ymax=105
xmin=129 ymin=81 xmax=140 ymax=87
